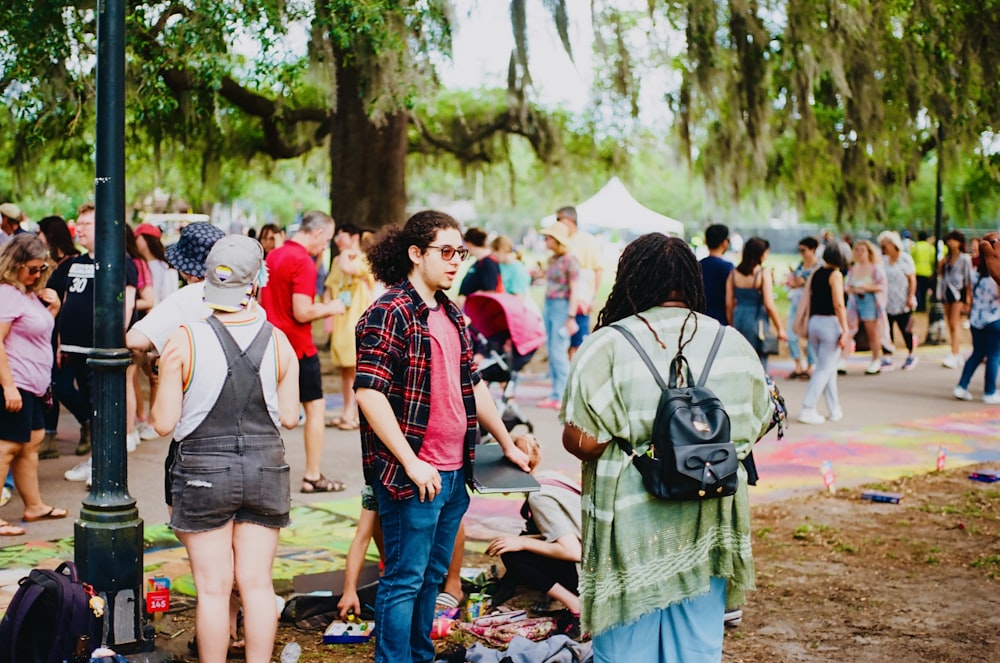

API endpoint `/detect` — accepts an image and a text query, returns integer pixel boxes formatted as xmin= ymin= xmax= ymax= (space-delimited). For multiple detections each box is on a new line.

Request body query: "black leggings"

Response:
xmin=500 ymin=550 xmax=579 ymax=595
xmin=886 ymin=312 xmax=914 ymax=354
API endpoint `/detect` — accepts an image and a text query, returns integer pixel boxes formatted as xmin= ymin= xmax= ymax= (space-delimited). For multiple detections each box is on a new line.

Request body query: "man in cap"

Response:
xmin=48 ymin=203 xmax=138 ymax=483
xmin=259 ymin=210 xmax=346 ymax=494
xmin=0 ymin=202 xmax=26 ymax=246
xmin=152 ymin=234 xmax=298 ymax=663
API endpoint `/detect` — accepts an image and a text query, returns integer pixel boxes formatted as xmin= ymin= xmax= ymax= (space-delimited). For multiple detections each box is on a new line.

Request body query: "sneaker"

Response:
xmin=836 ymin=359 xmax=847 ymax=375
xmin=902 ymin=355 xmax=919 ymax=370
xmin=536 ymin=398 xmax=562 ymax=410
xmin=64 ymin=458 xmax=92 ymax=482
xmin=952 ymin=387 xmax=973 ymax=401
xmin=724 ymin=609 xmax=743 ymax=628
xmin=880 ymin=357 xmax=894 ymax=371
xmin=126 ymin=430 xmax=139 ymax=453
xmin=138 ymin=422 xmax=160 ymax=441
xmin=798 ymin=409 xmax=826 ymax=425
xmin=984 ymin=393 xmax=1000 ymax=405
xmin=829 ymin=407 xmax=844 ymax=422
xmin=865 ymin=359 xmax=881 ymax=375
xmin=942 ymin=353 xmax=962 ymax=369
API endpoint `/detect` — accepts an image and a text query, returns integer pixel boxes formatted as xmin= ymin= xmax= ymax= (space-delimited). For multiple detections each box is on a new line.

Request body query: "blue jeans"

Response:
xmin=543 ymin=297 xmax=571 ymax=401
xmin=958 ymin=320 xmax=1000 ymax=396
xmin=803 ymin=316 xmax=842 ymax=414
xmin=786 ymin=297 xmax=815 ymax=365
xmin=374 ymin=471 xmax=469 ymax=663
xmin=592 ymin=577 xmax=726 ymax=663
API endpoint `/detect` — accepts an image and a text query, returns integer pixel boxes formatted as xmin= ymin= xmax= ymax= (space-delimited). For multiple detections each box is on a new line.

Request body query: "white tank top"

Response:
xmin=174 ymin=312 xmax=281 ymax=440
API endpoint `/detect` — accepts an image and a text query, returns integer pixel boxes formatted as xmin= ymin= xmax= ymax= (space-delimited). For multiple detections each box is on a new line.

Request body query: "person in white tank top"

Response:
xmin=152 ymin=236 xmax=299 ymax=663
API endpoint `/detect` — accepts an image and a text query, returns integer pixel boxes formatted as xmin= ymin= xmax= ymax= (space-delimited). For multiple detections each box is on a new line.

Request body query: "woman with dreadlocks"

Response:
xmin=561 ymin=234 xmax=774 ymax=662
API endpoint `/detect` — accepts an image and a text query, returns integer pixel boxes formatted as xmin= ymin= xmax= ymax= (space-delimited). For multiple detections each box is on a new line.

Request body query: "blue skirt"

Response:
xmin=592 ymin=577 xmax=727 ymax=663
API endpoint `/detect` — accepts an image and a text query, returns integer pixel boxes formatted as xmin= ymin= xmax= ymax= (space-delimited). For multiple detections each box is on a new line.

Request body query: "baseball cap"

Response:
xmin=0 ymin=203 xmax=22 ymax=220
xmin=134 ymin=223 xmax=162 ymax=239
xmin=203 ymin=235 xmax=265 ymax=312
xmin=165 ymin=222 xmax=225 ymax=278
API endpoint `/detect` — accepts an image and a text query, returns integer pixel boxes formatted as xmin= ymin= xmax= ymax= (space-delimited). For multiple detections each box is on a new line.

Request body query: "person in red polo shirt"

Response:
xmin=259 ymin=210 xmax=346 ymax=493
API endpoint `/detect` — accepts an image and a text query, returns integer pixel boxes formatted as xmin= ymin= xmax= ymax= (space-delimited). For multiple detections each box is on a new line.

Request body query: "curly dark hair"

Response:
xmin=595 ymin=234 xmax=706 ymax=331
xmin=366 ymin=210 xmax=461 ymax=286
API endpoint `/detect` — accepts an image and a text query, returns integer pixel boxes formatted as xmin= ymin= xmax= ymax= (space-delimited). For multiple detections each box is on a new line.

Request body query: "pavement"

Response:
xmin=2 ymin=339 xmax=1000 ymax=655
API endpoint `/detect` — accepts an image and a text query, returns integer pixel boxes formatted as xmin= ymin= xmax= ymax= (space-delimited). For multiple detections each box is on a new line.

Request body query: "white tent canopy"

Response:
xmin=543 ymin=177 xmax=685 ymax=238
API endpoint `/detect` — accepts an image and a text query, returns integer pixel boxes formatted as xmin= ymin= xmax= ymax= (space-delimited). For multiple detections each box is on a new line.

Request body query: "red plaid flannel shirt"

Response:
xmin=355 ymin=280 xmax=481 ymax=500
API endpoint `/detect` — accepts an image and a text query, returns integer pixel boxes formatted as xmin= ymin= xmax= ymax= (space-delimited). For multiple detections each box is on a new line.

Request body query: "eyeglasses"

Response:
xmin=426 ymin=245 xmax=469 ymax=261
xmin=23 ymin=264 xmax=49 ymax=276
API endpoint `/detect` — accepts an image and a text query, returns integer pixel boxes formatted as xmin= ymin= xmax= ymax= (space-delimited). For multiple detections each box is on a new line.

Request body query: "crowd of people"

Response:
xmin=2 ymin=194 xmax=993 ymax=662
xmin=698 ymin=223 xmax=997 ymax=427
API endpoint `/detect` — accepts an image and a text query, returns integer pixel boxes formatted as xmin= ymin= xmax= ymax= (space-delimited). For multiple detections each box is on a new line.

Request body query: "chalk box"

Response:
xmin=323 ymin=620 xmax=375 ymax=644
xmin=861 ymin=490 xmax=903 ymax=504
xmin=969 ymin=470 xmax=1000 ymax=483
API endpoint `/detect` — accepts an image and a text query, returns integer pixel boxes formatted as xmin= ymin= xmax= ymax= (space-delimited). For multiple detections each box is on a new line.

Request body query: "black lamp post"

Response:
xmin=926 ymin=123 xmax=946 ymax=345
xmin=75 ymin=0 xmax=149 ymax=650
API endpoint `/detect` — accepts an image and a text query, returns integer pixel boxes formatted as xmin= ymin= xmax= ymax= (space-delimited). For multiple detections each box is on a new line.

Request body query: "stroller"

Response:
xmin=464 ymin=292 xmax=546 ymax=436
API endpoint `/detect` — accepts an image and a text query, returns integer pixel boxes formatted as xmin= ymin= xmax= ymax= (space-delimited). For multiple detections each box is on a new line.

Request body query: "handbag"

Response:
xmin=758 ymin=319 xmax=779 ymax=355
xmin=754 ymin=271 xmax=779 ymax=355
xmin=792 ymin=271 xmax=814 ymax=339
xmin=610 ymin=323 xmax=738 ymax=501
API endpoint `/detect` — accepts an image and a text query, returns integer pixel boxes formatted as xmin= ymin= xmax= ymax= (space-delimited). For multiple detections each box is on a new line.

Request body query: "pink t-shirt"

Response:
xmin=0 ymin=284 xmax=55 ymax=395
xmin=418 ymin=305 xmax=466 ymax=470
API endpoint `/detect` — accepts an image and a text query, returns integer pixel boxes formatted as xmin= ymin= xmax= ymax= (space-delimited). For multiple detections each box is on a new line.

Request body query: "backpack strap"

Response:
xmin=610 ymin=324 xmax=666 ymax=390
xmin=611 ymin=323 xmax=726 ymax=389
xmin=696 ymin=326 xmax=727 ymax=388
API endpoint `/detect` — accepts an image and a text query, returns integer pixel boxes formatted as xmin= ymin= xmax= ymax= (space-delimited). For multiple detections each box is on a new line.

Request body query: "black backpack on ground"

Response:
xmin=0 ymin=561 xmax=104 ymax=663
xmin=610 ymin=323 xmax=739 ymax=501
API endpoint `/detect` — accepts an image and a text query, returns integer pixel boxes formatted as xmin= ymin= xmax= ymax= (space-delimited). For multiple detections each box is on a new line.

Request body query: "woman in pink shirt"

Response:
xmin=0 ymin=234 xmax=68 ymax=535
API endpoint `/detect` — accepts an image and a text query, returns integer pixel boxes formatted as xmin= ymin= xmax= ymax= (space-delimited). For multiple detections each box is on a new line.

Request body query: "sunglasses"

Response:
xmin=426 ymin=245 xmax=469 ymax=261
xmin=23 ymin=264 xmax=49 ymax=276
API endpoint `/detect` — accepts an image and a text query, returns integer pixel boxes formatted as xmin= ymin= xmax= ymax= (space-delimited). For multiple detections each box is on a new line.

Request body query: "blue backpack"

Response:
xmin=0 ymin=561 xmax=104 ymax=663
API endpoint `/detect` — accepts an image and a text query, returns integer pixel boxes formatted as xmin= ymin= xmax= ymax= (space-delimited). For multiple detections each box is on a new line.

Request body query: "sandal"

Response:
xmin=325 ymin=415 xmax=345 ymax=428
xmin=336 ymin=418 xmax=360 ymax=431
xmin=0 ymin=520 xmax=25 ymax=537
xmin=301 ymin=474 xmax=346 ymax=493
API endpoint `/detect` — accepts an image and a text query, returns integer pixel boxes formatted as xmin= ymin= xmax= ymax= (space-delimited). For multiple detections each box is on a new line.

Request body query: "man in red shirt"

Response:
xmin=259 ymin=210 xmax=345 ymax=492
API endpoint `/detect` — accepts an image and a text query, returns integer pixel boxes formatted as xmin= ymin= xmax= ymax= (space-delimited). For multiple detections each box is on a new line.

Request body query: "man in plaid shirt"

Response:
xmin=355 ymin=210 xmax=531 ymax=663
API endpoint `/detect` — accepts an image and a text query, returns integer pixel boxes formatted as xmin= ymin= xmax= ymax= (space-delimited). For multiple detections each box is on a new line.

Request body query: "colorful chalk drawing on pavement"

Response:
xmin=0 ymin=492 xmax=526 ymax=604
xmin=752 ymin=407 xmax=1000 ymax=499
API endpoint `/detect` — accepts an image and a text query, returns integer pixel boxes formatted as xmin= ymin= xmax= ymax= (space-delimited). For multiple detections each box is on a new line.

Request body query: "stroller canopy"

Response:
xmin=464 ymin=292 xmax=545 ymax=356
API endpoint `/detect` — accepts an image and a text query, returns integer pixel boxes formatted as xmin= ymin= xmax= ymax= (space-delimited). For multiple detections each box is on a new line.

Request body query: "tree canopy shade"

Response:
xmin=0 ymin=0 xmax=579 ymax=227
xmin=643 ymin=0 xmax=1000 ymax=224
xmin=0 ymin=1 xmax=997 ymax=228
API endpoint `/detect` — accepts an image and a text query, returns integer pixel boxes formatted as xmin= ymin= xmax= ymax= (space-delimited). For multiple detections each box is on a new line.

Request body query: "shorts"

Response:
xmin=0 ymin=388 xmax=45 ymax=443
xmin=298 ymin=353 xmax=324 ymax=403
xmin=944 ymin=286 xmax=966 ymax=305
xmin=855 ymin=293 xmax=877 ymax=321
xmin=361 ymin=484 xmax=379 ymax=513
xmin=169 ymin=437 xmax=291 ymax=533
xmin=164 ymin=439 xmax=180 ymax=507
xmin=571 ymin=313 xmax=591 ymax=348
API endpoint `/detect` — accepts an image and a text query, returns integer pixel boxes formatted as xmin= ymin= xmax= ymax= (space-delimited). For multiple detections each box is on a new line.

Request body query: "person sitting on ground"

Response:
xmin=486 ymin=435 xmax=581 ymax=619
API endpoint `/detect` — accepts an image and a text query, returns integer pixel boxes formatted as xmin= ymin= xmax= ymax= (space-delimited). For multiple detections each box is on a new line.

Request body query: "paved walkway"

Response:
xmin=1 ymin=342 xmax=998 ymax=611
